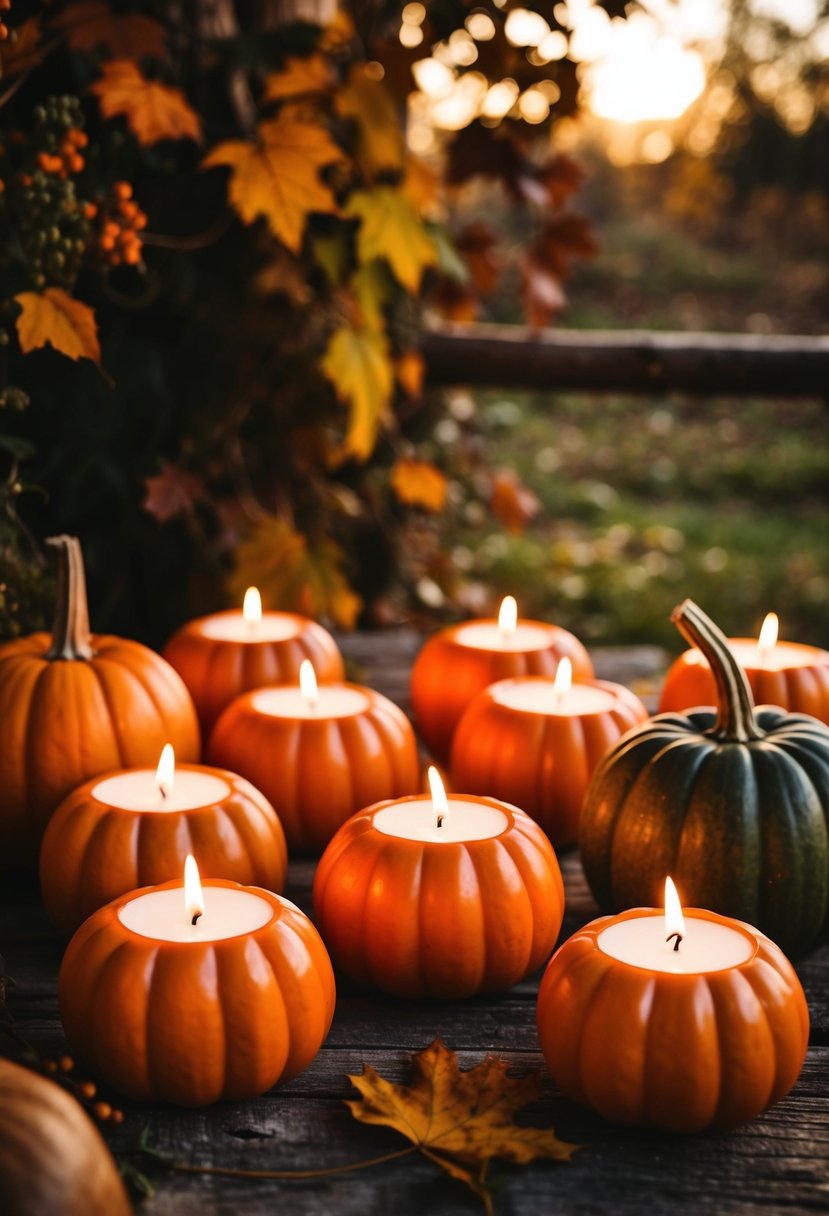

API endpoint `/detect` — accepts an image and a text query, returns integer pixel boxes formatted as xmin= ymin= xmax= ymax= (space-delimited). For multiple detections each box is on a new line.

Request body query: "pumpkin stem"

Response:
xmin=670 ymin=599 xmax=762 ymax=742
xmin=45 ymin=535 xmax=93 ymax=661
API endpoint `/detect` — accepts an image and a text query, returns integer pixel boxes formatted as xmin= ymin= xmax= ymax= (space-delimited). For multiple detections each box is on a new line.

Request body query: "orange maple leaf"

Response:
xmin=390 ymin=458 xmax=447 ymax=512
xmin=0 ymin=17 xmax=43 ymax=79
xmin=262 ymin=54 xmax=336 ymax=102
xmin=491 ymin=469 xmax=542 ymax=534
xmin=348 ymin=1039 xmax=579 ymax=1214
xmin=203 ymin=115 xmax=343 ymax=253
xmin=90 ymin=60 xmax=202 ymax=145
xmin=14 ymin=289 xmax=102 ymax=368
xmin=52 ymin=1 xmax=167 ymax=61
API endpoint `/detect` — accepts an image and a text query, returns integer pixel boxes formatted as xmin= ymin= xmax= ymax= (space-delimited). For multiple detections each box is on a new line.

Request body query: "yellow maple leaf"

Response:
xmin=0 ymin=17 xmax=43 ymax=79
xmin=227 ymin=515 xmax=361 ymax=629
xmin=15 ymin=289 xmax=101 ymax=367
xmin=348 ymin=1039 xmax=579 ymax=1214
xmin=336 ymin=62 xmax=404 ymax=178
xmin=321 ymin=323 xmax=393 ymax=461
xmin=203 ymin=115 xmax=343 ymax=253
xmin=390 ymin=458 xmax=447 ymax=512
xmin=52 ymin=1 xmax=167 ymax=61
xmin=90 ymin=60 xmax=201 ymax=145
xmin=347 ymin=186 xmax=437 ymax=294
xmin=262 ymin=54 xmax=335 ymax=102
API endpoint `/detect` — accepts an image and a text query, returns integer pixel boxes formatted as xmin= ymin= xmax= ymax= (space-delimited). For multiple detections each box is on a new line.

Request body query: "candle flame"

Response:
xmin=428 ymin=765 xmax=449 ymax=829
xmin=155 ymin=744 xmax=175 ymax=799
xmin=243 ymin=586 xmax=262 ymax=625
xmin=757 ymin=612 xmax=778 ymax=658
xmin=553 ymin=657 xmax=572 ymax=700
xmin=184 ymin=854 xmax=204 ymax=926
xmin=664 ymin=876 xmax=685 ymax=943
xmin=498 ymin=595 xmax=518 ymax=638
xmin=300 ymin=659 xmax=319 ymax=708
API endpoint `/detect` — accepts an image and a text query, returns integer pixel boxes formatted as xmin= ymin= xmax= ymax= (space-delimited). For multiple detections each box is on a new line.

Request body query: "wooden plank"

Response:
xmin=421 ymin=322 xmax=829 ymax=396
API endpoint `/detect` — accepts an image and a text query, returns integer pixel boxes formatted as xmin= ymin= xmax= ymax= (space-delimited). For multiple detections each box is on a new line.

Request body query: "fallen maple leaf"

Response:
xmin=262 ymin=54 xmax=336 ymax=102
xmin=321 ymin=323 xmax=393 ymax=461
xmin=336 ymin=62 xmax=404 ymax=178
xmin=52 ymin=1 xmax=167 ymax=61
xmin=347 ymin=186 xmax=437 ymax=294
xmin=0 ymin=17 xmax=43 ymax=78
xmin=348 ymin=1039 xmax=579 ymax=1214
xmin=491 ymin=469 xmax=542 ymax=534
xmin=203 ymin=114 xmax=342 ymax=252
xmin=142 ymin=462 xmax=204 ymax=524
xmin=90 ymin=60 xmax=201 ymax=145
xmin=15 ymin=289 xmax=101 ymax=368
xmin=390 ymin=458 xmax=447 ymax=512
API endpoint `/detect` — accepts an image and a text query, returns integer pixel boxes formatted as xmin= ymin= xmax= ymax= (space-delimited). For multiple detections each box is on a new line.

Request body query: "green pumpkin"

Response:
xmin=580 ymin=599 xmax=829 ymax=959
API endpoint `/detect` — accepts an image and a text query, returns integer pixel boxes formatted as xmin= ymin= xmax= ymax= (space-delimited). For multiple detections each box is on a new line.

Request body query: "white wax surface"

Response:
xmin=93 ymin=770 xmax=231 ymax=812
xmin=373 ymin=798 xmax=508 ymax=843
xmin=119 ymin=886 xmax=273 ymax=942
xmin=251 ymin=685 xmax=370 ymax=719
xmin=492 ymin=679 xmax=616 ymax=716
xmin=199 ymin=612 xmax=302 ymax=643
xmin=454 ymin=621 xmax=553 ymax=652
xmin=685 ymin=640 xmax=823 ymax=673
xmin=598 ymin=914 xmax=754 ymax=974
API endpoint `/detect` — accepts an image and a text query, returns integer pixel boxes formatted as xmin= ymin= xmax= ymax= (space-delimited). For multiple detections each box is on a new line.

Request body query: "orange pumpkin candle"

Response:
xmin=40 ymin=744 xmax=287 ymax=936
xmin=59 ymin=857 xmax=335 ymax=1106
xmin=451 ymin=659 xmax=648 ymax=846
xmin=208 ymin=661 xmax=419 ymax=852
xmin=163 ymin=587 xmax=345 ymax=734
xmin=0 ymin=536 xmax=199 ymax=872
xmin=411 ymin=596 xmax=593 ymax=763
xmin=660 ymin=611 xmax=829 ymax=724
xmin=537 ymin=879 xmax=809 ymax=1134
xmin=314 ymin=768 xmax=565 ymax=999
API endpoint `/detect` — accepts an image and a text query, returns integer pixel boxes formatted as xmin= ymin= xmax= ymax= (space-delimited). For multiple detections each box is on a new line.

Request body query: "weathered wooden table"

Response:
xmin=2 ymin=632 xmax=827 ymax=1215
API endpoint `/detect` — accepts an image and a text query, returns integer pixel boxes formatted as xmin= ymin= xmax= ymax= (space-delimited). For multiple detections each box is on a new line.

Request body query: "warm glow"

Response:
xmin=664 ymin=876 xmax=686 ymax=943
xmin=300 ymin=659 xmax=319 ymax=708
xmin=553 ymin=657 xmax=573 ymax=700
xmin=412 ymin=57 xmax=455 ymax=99
xmin=428 ymin=765 xmax=449 ymax=828
xmin=184 ymin=853 xmax=204 ymax=925
xmin=402 ymin=1 xmax=425 ymax=24
xmin=498 ymin=595 xmax=518 ymax=637
xmin=155 ymin=744 xmax=175 ymax=799
xmin=504 ymin=7 xmax=550 ymax=47
xmin=758 ymin=612 xmax=779 ymax=657
xmin=586 ymin=15 xmax=706 ymax=123
xmin=518 ymin=86 xmax=550 ymax=123
xmin=243 ymin=586 xmax=262 ymax=625
xmin=466 ymin=11 xmax=495 ymax=41
xmin=481 ymin=78 xmax=520 ymax=119
xmin=400 ymin=23 xmax=424 ymax=48
xmin=429 ymin=73 xmax=488 ymax=129
xmin=537 ymin=29 xmax=568 ymax=62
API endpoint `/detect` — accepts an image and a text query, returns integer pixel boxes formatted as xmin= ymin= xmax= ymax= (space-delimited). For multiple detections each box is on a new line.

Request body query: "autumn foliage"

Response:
xmin=0 ymin=0 xmax=602 ymax=642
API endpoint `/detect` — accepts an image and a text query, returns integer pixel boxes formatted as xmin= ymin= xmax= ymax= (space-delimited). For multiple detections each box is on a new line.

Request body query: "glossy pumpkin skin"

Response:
xmin=0 ymin=537 xmax=200 ymax=872
xmin=537 ymin=909 xmax=809 ymax=1133
xmin=40 ymin=766 xmax=288 ymax=936
xmin=313 ymin=797 xmax=565 ymax=998
xmin=60 ymin=880 xmax=336 ymax=1106
xmin=660 ymin=640 xmax=829 ymax=724
xmin=580 ymin=600 xmax=829 ymax=959
xmin=0 ymin=1057 xmax=132 ymax=1216
xmin=208 ymin=685 xmax=420 ymax=852
xmin=163 ymin=611 xmax=344 ymax=734
xmin=451 ymin=677 xmax=648 ymax=846
xmin=410 ymin=620 xmax=594 ymax=764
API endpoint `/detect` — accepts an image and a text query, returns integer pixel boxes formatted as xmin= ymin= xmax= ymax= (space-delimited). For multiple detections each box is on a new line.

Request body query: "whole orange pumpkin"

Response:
xmin=0 ymin=1057 xmax=132 ymax=1216
xmin=0 ymin=536 xmax=200 ymax=870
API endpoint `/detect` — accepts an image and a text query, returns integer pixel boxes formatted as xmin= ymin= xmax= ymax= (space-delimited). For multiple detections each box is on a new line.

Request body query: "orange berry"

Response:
xmin=72 ymin=129 xmax=89 ymax=148
xmin=100 ymin=235 xmax=116 ymax=251
xmin=84 ymin=202 xmax=97 ymax=219
xmin=45 ymin=1060 xmax=59 ymax=1074
xmin=115 ymin=181 xmax=132 ymax=200
xmin=19 ymin=173 xmax=32 ymax=187
xmin=0 ymin=25 xmax=8 ymax=40
xmin=124 ymin=245 xmax=141 ymax=265
xmin=79 ymin=1081 xmax=97 ymax=1099
xmin=111 ymin=1109 xmax=125 ymax=1125
xmin=93 ymin=1102 xmax=112 ymax=1121
xmin=103 ymin=220 xmax=120 ymax=237
xmin=134 ymin=212 xmax=147 ymax=230
xmin=58 ymin=1055 xmax=74 ymax=1073
xmin=0 ymin=180 xmax=4 ymax=194
xmin=70 ymin=154 xmax=84 ymax=173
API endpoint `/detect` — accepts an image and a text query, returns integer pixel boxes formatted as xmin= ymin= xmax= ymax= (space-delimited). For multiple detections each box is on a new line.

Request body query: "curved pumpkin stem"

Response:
xmin=670 ymin=599 xmax=762 ymax=742
xmin=46 ymin=535 xmax=93 ymax=661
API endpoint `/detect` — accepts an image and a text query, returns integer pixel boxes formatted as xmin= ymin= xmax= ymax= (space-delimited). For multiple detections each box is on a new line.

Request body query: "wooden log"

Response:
xmin=421 ymin=322 xmax=829 ymax=396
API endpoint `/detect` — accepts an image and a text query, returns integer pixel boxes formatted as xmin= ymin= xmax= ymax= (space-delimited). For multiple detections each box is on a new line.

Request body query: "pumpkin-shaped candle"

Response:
xmin=40 ymin=744 xmax=287 ymax=935
xmin=411 ymin=596 xmax=593 ymax=764
xmin=0 ymin=535 xmax=200 ymax=871
xmin=163 ymin=586 xmax=345 ymax=734
xmin=537 ymin=879 xmax=809 ymax=1133
xmin=208 ymin=660 xmax=419 ymax=852
xmin=59 ymin=856 xmax=336 ymax=1106
xmin=451 ymin=658 xmax=648 ymax=845
xmin=660 ymin=611 xmax=829 ymax=724
xmin=314 ymin=768 xmax=565 ymax=999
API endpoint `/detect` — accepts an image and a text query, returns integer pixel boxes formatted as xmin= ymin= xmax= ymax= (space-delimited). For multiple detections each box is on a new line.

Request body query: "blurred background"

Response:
xmin=1 ymin=0 xmax=826 ymax=651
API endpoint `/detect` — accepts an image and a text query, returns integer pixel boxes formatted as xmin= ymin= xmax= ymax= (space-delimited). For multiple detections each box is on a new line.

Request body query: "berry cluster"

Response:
xmin=44 ymin=1054 xmax=125 ymax=1126
xmin=0 ymin=0 xmax=10 ymax=42
xmin=91 ymin=181 xmax=146 ymax=267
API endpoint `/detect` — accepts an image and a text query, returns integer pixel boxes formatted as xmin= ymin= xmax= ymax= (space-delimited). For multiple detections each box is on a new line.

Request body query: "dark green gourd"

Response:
xmin=580 ymin=599 xmax=829 ymax=958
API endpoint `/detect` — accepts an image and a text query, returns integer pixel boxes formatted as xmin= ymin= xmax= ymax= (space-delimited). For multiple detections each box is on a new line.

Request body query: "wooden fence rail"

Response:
xmin=421 ymin=323 xmax=829 ymax=396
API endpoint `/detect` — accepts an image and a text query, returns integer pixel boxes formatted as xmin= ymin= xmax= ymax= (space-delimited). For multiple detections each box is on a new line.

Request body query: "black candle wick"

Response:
xmin=436 ymin=814 xmax=445 ymax=829
xmin=666 ymin=931 xmax=683 ymax=953
xmin=191 ymin=911 xmax=202 ymax=926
